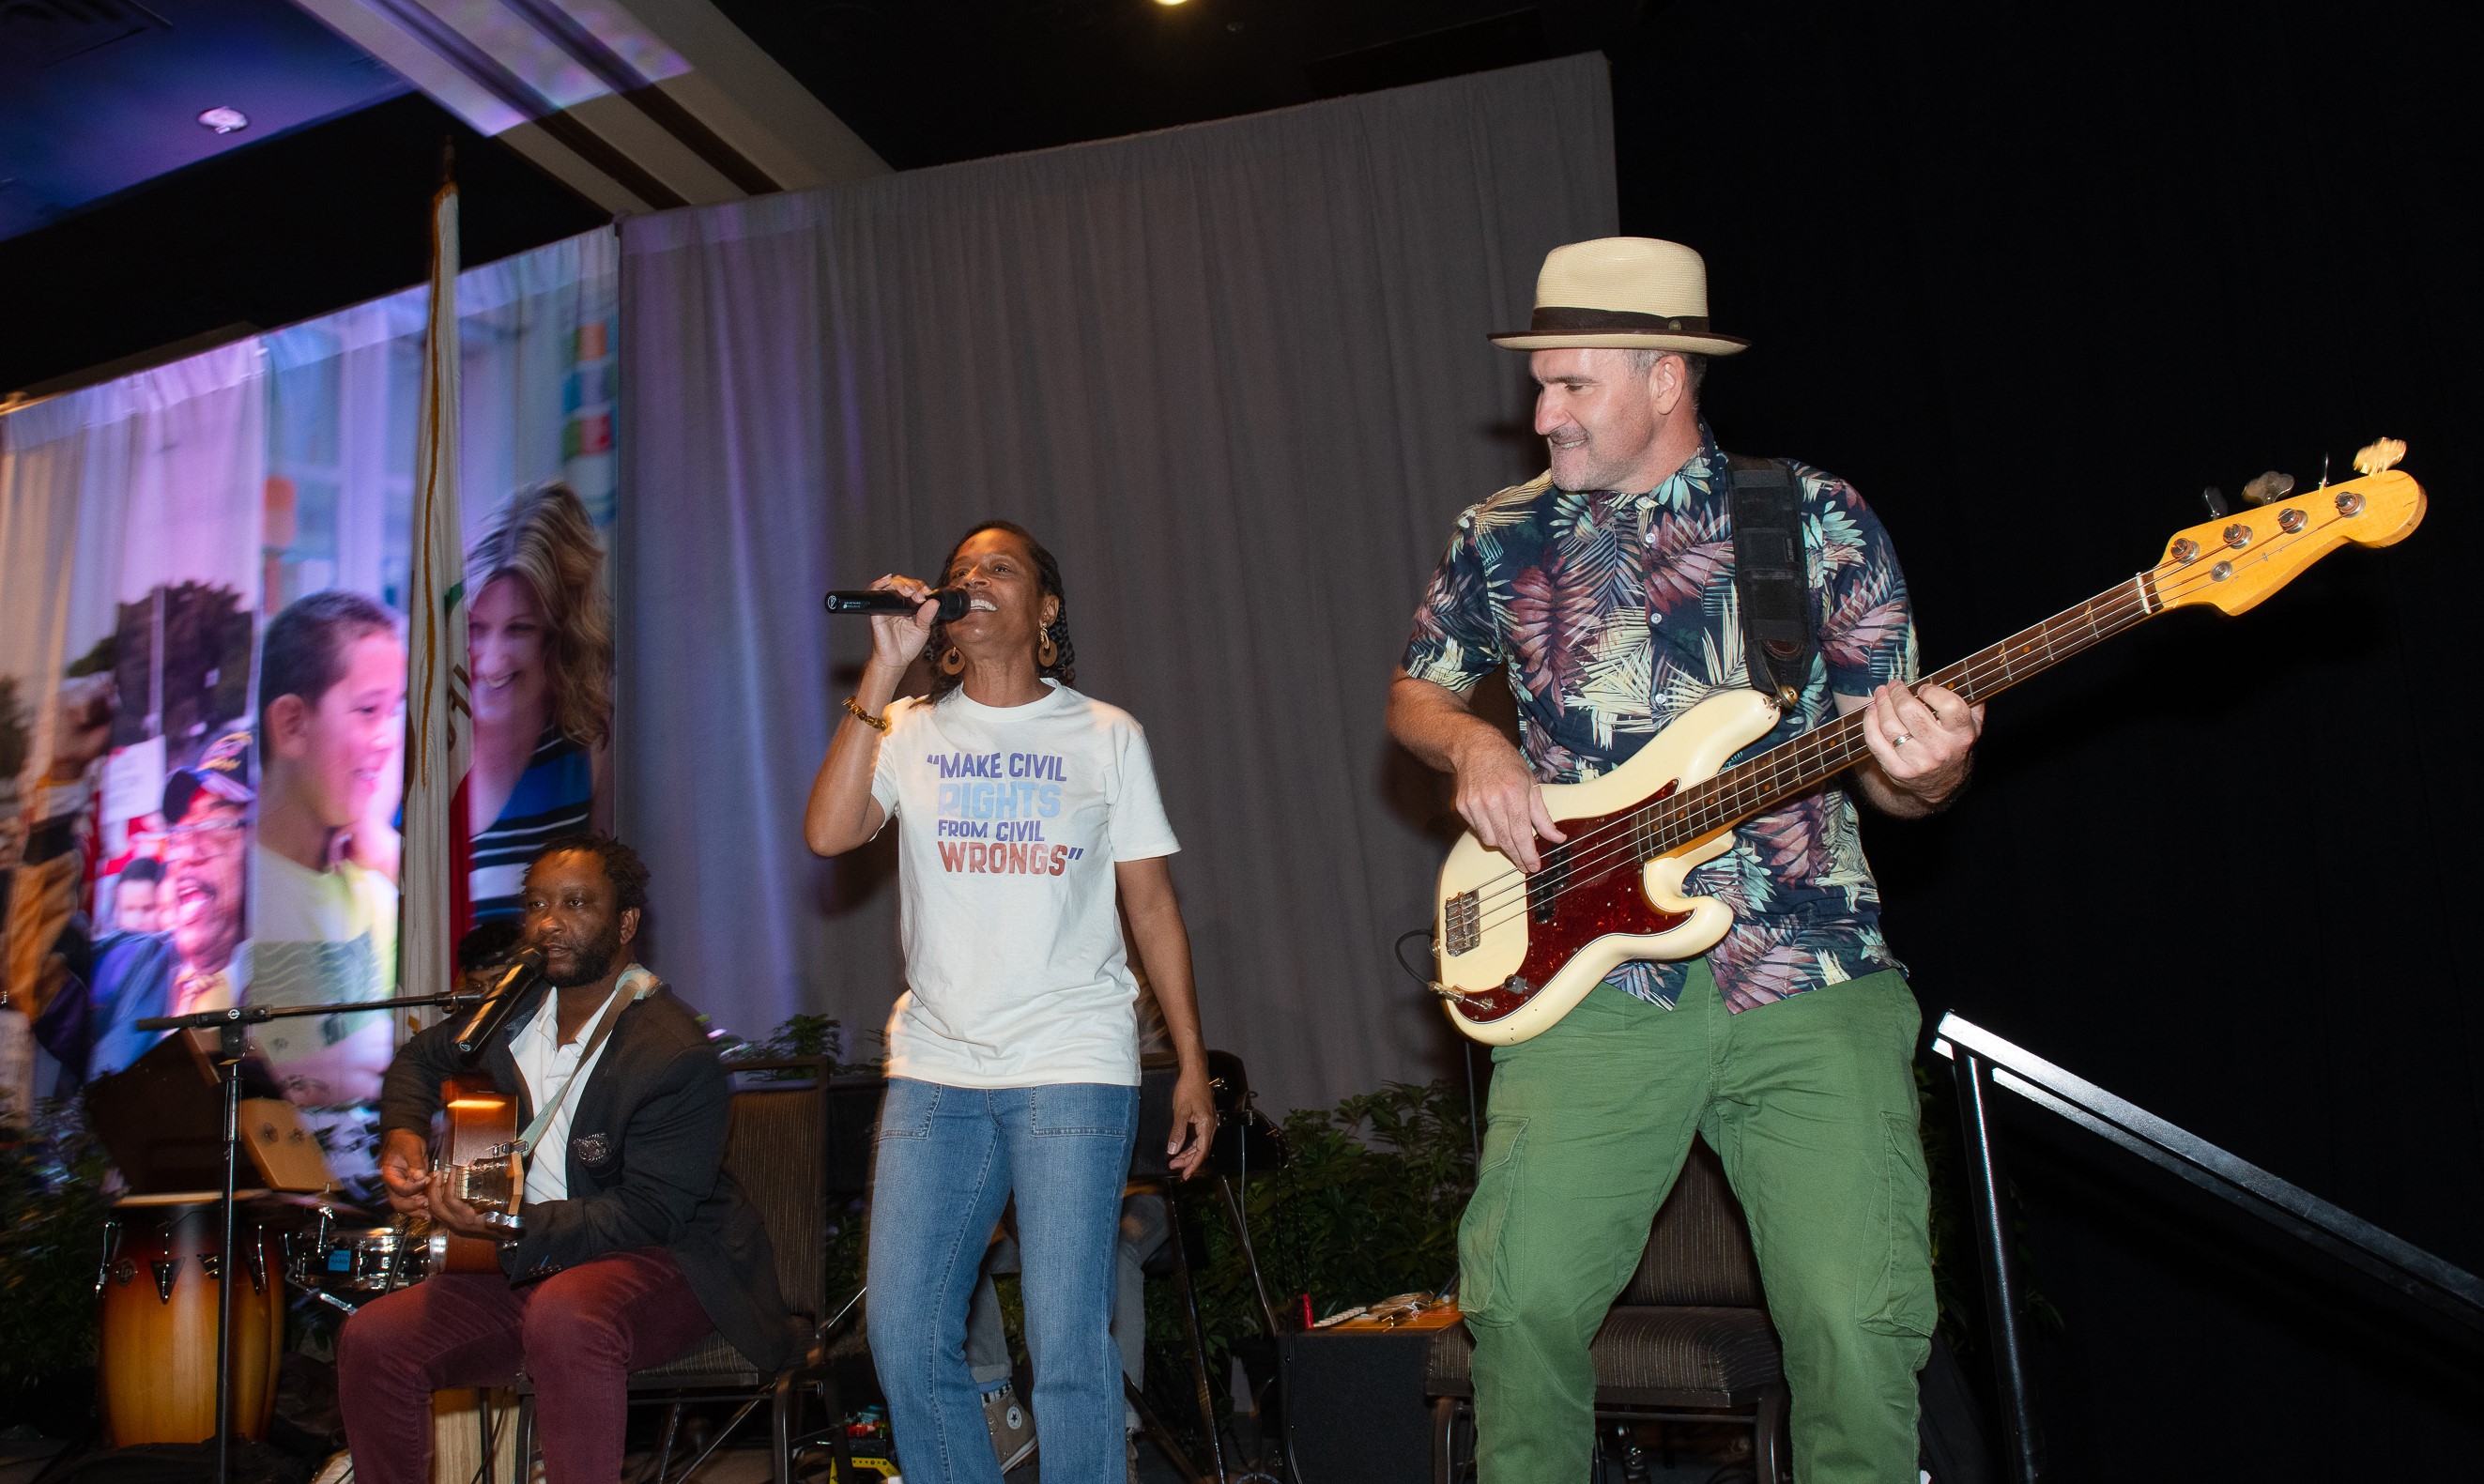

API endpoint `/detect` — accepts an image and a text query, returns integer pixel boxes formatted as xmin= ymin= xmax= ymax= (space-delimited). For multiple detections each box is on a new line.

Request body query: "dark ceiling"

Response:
xmin=0 ymin=0 xmax=406 ymax=240
xmin=1 ymin=0 xmax=1651 ymax=396
xmin=711 ymin=0 xmax=1647 ymax=171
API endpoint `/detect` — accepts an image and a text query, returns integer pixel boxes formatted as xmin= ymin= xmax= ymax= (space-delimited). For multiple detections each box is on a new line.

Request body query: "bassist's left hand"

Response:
xmin=1851 ymin=680 xmax=1983 ymax=816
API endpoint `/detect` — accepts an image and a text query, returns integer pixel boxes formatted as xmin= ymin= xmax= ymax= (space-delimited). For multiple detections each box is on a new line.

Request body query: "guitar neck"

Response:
xmin=1643 ymin=572 xmax=2163 ymax=853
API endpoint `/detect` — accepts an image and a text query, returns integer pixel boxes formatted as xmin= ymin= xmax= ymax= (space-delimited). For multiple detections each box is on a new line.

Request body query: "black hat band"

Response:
xmin=1527 ymin=306 xmax=1714 ymax=334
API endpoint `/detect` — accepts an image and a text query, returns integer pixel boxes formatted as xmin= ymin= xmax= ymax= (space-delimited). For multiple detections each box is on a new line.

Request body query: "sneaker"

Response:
xmin=983 ymin=1383 xmax=1036 ymax=1472
xmin=1126 ymin=1430 xmax=1142 ymax=1484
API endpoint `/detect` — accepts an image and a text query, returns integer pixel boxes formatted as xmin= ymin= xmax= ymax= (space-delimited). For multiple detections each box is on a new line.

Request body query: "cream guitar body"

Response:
xmin=1429 ymin=451 xmax=2427 ymax=1046
xmin=1434 ymin=691 xmax=1784 ymax=1045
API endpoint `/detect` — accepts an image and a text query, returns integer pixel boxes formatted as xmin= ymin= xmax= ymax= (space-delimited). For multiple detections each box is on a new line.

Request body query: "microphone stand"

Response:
xmin=133 ymin=990 xmax=486 ymax=1484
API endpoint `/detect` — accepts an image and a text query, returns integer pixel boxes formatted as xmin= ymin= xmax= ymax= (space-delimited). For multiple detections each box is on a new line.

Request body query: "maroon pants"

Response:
xmin=336 ymin=1247 xmax=713 ymax=1484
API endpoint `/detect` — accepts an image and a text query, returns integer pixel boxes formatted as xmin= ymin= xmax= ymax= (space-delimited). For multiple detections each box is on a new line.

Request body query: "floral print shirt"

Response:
xmin=1402 ymin=425 xmax=1917 ymax=1012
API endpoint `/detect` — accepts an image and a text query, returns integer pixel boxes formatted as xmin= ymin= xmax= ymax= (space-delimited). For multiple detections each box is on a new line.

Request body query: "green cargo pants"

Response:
xmin=1457 ymin=959 xmax=1934 ymax=1483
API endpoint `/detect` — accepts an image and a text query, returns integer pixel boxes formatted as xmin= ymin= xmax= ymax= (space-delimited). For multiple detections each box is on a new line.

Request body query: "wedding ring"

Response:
xmin=1891 ymin=732 xmax=1914 ymax=748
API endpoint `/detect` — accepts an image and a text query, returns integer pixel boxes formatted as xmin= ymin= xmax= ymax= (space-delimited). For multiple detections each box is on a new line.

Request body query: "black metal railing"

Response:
xmin=1931 ymin=1012 xmax=2484 ymax=1484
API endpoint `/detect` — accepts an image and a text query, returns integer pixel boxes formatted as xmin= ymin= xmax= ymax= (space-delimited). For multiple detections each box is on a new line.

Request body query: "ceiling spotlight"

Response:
xmin=197 ymin=107 xmax=249 ymax=135
xmin=1153 ymin=0 xmax=1188 ymax=7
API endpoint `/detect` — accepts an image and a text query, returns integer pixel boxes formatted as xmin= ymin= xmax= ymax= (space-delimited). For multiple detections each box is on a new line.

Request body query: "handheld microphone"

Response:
xmin=453 ymin=946 xmax=549 ymax=1060
xmin=822 ymin=587 xmax=972 ymax=623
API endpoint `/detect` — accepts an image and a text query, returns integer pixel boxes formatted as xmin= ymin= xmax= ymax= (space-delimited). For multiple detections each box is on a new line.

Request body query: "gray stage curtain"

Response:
xmin=618 ymin=56 xmax=1614 ymax=1114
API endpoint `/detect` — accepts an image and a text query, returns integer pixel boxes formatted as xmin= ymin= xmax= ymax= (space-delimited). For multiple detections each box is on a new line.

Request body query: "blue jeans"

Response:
xmin=867 ymin=1079 xmax=1139 ymax=1484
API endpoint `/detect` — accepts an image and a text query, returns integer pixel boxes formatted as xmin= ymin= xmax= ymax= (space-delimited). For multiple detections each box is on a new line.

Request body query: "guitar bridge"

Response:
xmin=1443 ymin=891 xmax=1481 ymax=956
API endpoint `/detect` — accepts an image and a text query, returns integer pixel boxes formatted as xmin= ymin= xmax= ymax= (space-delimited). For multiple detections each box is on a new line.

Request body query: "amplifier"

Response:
xmin=1278 ymin=1323 xmax=1444 ymax=1484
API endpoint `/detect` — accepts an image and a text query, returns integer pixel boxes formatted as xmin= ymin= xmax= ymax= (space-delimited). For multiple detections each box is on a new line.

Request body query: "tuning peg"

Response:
xmin=2200 ymin=485 xmax=2228 ymax=518
xmin=2353 ymin=437 xmax=2406 ymax=475
xmin=2241 ymin=471 xmax=2294 ymax=506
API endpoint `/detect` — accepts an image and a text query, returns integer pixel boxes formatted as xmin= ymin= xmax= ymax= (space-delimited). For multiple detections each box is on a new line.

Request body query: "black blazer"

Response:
xmin=379 ymin=979 xmax=798 ymax=1371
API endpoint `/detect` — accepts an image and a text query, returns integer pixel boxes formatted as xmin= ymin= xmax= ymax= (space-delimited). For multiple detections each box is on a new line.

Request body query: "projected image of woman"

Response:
xmin=805 ymin=521 xmax=1216 ymax=1484
xmin=465 ymin=482 xmax=613 ymax=922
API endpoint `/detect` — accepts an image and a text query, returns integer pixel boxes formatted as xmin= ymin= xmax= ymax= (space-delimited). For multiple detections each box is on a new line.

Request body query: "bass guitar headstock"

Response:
xmin=2152 ymin=439 xmax=2425 ymax=616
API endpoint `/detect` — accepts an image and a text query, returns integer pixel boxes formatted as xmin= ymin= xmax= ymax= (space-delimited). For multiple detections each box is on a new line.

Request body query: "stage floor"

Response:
xmin=0 ymin=1423 xmax=1761 ymax=1481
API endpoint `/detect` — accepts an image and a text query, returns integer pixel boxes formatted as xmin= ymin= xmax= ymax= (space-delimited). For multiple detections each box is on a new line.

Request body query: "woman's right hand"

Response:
xmin=868 ymin=574 xmax=942 ymax=675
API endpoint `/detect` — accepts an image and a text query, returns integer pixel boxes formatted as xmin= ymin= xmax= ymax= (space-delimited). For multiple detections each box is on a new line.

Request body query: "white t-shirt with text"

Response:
xmin=869 ymin=682 xmax=1179 ymax=1089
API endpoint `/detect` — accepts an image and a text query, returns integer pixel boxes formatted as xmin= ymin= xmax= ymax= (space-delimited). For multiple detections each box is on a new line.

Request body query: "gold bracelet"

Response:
xmin=843 ymin=696 xmax=888 ymax=732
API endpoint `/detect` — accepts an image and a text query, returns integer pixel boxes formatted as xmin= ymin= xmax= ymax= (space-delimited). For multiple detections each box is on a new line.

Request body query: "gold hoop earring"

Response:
xmin=939 ymin=646 xmax=965 ymax=675
xmin=1036 ymin=633 xmax=1059 ymax=668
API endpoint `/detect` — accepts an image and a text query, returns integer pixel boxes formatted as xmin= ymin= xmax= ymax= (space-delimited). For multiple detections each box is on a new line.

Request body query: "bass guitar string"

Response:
xmin=1455 ymin=579 xmax=2155 ymax=928
xmin=1454 ymin=581 xmax=2154 ymax=929
xmin=1451 ymin=504 xmax=2359 ymax=941
xmin=1456 ymin=507 xmax=2353 ymax=937
xmin=1449 ymin=571 xmax=2163 ymax=920
xmin=1468 ymin=500 xmax=2353 ymax=923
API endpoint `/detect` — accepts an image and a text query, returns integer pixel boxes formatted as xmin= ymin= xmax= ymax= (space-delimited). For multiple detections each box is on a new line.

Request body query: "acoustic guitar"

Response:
xmin=422 ymin=1074 xmax=524 ymax=1273
xmin=1431 ymin=440 xmax=2424 ymax=1045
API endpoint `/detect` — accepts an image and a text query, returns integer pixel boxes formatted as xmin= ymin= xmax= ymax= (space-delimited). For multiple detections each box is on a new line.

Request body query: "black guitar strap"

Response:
xmin=1725 ymin=454 xmax=1814 ymax=710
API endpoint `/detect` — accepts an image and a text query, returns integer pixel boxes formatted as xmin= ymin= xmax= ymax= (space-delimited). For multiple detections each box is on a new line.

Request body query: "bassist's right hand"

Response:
xmin=1450 ymin=734 xmax=1565 ymax=874
xmin=379 ymin=1127 xmax=432 ymax=1217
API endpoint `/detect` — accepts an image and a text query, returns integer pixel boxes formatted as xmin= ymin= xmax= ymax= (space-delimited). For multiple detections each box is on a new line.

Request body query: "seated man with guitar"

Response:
xmin=336 ymin=834 xmax=793 ymax=1482
xmin=1387 ymin=237 xmax=1982 ymax=1484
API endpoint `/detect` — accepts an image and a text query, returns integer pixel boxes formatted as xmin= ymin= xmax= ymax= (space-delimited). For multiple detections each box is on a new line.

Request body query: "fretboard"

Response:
xmin=1624 ymin=572 xmax=2164 ymax=861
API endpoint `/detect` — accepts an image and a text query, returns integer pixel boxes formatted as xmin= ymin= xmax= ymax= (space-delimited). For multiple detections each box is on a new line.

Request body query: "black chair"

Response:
xmin=511 ymin=1055 xmax=857 ymax=1484
xmin=1424 ymin=1137 xmax=1789 ymax=1482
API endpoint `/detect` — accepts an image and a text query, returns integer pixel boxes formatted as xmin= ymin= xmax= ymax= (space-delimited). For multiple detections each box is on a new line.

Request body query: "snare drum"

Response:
xmin=304 ymin=1226 xmax=432 ymax=1295
xmin=284 ymin=1207 xmax=431 ymax=1303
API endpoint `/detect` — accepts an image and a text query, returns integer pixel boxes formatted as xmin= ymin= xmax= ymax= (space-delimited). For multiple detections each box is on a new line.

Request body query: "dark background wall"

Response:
xmin=1604 ymin=1 xmax=2481 ymax=1474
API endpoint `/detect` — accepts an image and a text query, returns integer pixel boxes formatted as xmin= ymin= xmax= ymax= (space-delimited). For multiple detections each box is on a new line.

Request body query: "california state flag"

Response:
xmin=402 ymin=178 xmax=472 ymax=1012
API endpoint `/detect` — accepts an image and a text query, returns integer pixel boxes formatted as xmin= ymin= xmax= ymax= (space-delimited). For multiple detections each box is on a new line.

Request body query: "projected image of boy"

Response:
xmin=113 ymin=856 xmax=166 ymax=933
xmin=246 ymin=591 xmax=406 ymax=1114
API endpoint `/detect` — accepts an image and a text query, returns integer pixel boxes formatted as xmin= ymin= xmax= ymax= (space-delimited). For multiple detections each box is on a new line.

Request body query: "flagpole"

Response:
xmin=404 ymin=145 xmax=473 ymax=1027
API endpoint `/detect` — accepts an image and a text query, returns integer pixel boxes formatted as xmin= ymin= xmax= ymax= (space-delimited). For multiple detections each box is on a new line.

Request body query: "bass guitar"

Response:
xmin=1431 ymin=440 xmax=2424 ymax=1045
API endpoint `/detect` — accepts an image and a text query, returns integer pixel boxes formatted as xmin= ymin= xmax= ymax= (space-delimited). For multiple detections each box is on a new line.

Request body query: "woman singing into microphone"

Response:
xmin=805 ymin=520 xmax=1215 ymax=1484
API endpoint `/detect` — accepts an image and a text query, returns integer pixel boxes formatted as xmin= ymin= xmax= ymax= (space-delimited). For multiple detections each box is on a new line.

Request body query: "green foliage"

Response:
xmin=1127 ymin=1063 xmax=2055 ymax=1438
xmin=729 ymin=1013 xmax=886 ymax=1079
xmin=771 ymin=1043 xmax=2057 ymax=1443
xmin=1142 ymin=1079 xmax=1478 ymax=1427
xmin=823 ymin=1191 xmax=867 ymax=1323
xmin=0 ymin=1100 xmax=114 ymax=1386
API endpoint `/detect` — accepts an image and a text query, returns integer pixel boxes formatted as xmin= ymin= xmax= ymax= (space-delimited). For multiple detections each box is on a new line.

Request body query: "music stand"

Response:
xmin=133 ymin=990 xmax=483 ymax=1484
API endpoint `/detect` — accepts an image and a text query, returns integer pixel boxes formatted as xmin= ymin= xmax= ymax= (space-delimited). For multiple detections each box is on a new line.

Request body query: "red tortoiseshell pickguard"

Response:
xmin=1452 ymin=792 xmax=1690 ymax=1024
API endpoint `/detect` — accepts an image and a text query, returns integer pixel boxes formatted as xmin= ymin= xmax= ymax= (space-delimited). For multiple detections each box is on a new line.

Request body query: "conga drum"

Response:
xmin=98 ymin=1198 xmax=285 ymax=1444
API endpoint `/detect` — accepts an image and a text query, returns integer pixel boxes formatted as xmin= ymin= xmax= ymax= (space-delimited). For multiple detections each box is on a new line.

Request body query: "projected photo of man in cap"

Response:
xmin=83 ymin=730 xmax=254 ymax=1079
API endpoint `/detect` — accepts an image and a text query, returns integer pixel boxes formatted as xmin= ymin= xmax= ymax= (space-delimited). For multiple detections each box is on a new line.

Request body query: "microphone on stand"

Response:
xmin=453 ymin=947 xmax=549 ymax=1060
xmin=823 ymin=587 xmax=972 ymax=623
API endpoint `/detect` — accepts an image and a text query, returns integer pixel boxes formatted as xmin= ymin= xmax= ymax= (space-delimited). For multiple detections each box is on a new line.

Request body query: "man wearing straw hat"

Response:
xmin=1388 ymin=237 xmax=1983 ymax=1481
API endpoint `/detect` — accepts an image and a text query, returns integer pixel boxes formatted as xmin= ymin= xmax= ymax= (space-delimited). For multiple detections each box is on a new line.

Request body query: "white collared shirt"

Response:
xmin=510 ymin=984 xmax=624 ymax=1203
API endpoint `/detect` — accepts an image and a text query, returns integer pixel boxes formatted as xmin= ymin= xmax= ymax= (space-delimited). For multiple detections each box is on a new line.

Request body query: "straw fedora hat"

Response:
xmin=1491 ymin=237 xmax=1749 ymax=356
